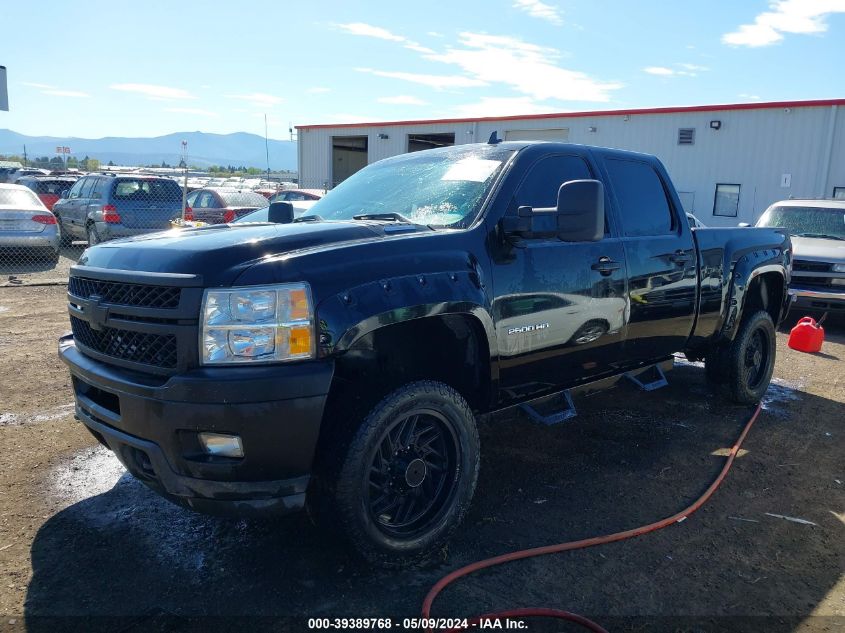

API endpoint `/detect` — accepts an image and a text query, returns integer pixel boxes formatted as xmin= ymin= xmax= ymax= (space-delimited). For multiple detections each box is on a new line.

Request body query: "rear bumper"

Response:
xmin=788 ymin=286 xmax=845 ymax=311
xmin=0 ymin=229 xmax=59 ymax=251
xmin=59 ymin=335 xmax=335 ymax=516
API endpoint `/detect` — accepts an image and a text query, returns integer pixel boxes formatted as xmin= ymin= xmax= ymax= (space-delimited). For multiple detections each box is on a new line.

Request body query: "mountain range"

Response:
xmin=0 ymin=129 xmax=297 ymax=170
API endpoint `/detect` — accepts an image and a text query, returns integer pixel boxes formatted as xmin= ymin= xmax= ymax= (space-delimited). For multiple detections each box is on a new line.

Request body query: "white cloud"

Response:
xmin=336 ymin=22 xmax=434 ymax=54
xmin=643 ymin=63 xmax=708 ymax=77
xmin=111 ymin=83 xmax=195 ymax=100
xmin=306 ymin=87 xmax=332 ymax=94
xmin=22 ymin=82 xmax=90 ymax=97
xmin=427 ymin=31 xmax=445 ymax=38
xmin=357 ymin=67 xmax=488 ymax=89
xmin=450 ymin=96 xmax=561 ymax=118
xmin=377 ymin=95 xmax=428 ymax=105
xmin=226 ymin=92 xmax=285 ymax=106
xmin=424 ymin=32 xmax=621 ymax=101
xmin=513 ymin=0 xmax=563 ymax=25
xmin=643 ymin=66 xmax=675 ymax=76
xmin=723 ymin=0 xmax=845 ymax=47
xmin=42 ymin=89 xmax=91 ymax=98
xmin=164 ymin=107 xmax=218 ymax=117
xmin=335 ymin=22 xmax=406 ymax=42
xmin=739 ymin=93 xmax=762 ymax=100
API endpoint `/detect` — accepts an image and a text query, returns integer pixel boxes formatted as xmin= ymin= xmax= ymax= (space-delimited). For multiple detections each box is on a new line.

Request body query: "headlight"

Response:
xmin=200 ymin=283 xmax=314 ymax=365
xmin=832 ymin=263 xmax=845 ymax=273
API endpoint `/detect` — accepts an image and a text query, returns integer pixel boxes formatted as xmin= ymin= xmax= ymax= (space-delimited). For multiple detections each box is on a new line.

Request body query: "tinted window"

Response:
xmin=40 ymin=179 xmax=75 ymax=195
xmin=78 ymin=178 xmax=97 ymax=199
xmin=515 ymin=155 xmax=592 ymax=209
xmin=113 ymin=178 xmax=182 ymax=201
xmin=67 ymin=179 xmax=85 ymax=199
xmin=607 ymin=159 xmax=674 ymax=237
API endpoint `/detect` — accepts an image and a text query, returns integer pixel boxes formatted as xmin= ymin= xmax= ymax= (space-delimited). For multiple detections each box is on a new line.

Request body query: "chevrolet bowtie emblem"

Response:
xmin=79 ymin=294 xmax=110 ymax=331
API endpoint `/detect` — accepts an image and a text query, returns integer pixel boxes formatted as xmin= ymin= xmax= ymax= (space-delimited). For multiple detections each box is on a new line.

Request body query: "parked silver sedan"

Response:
xmin=0 ymin=183 xmax=61 ymax=265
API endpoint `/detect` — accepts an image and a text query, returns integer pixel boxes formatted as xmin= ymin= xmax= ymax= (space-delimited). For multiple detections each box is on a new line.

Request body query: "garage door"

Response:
xmin=504 ymin=128 xmax=570 ymax=142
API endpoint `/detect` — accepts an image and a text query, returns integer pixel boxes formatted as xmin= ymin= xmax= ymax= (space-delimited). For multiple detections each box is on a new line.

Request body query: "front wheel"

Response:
xmin=726 ymin=310 xmax=776 ymax=404
xmin=329 ymin=381 xmax=480 ymax=567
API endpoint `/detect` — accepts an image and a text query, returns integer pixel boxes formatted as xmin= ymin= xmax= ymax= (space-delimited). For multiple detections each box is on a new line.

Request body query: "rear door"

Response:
xmin=603 ymin=157 xmax=697 ymax=363
xmin=112 ymin=178 xmax=183 ymax=229
xmin=490 ymin=153 xmax=629 ymax=402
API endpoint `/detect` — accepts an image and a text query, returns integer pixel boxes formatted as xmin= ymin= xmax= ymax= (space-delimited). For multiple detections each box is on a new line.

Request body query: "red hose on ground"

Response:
xmin=422 ymin=403 xmax=763 ymax=633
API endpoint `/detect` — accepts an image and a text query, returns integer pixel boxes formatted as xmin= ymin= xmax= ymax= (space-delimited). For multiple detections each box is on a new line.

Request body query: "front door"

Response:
xmin=490 ymin=154 xmax=629 ymax=403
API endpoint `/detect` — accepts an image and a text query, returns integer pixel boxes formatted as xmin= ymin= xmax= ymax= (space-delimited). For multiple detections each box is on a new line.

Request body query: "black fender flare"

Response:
xmin=315 ymin=270 xmax=498 ymax=367
xmin=720 ymin=249 xmax=789 ymax=341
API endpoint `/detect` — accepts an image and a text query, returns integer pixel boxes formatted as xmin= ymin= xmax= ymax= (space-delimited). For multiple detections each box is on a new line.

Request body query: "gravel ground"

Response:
xmin=0 ymin=244 xmax=85 ymax=287
xmin=0 ymin=285 xmax=842 ymax=632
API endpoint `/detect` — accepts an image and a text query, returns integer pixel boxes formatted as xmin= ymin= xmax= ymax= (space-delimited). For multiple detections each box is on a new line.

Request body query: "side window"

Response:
xmin=186 ymin=191 xmax=199 ymax=207
xmin=78 ymin=178 xmax=97 ymax=200
xmin=606 ymin=159 xmax=674 ymax=237
xmin=67 ymin=179 xmax=85 ymax=199
xmin=515 ymin=155 xmax=592 ymax=209
xmin=197 ymin=192 xmax=215 ymax=208
xmin=89 ymin=178 xmax=104 ymax=199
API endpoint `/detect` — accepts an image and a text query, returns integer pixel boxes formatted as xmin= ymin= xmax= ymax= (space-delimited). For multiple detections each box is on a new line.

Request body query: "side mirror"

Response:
xmin=60 ymin=189 xmax=68 ymax=199
xmin=501 ymin=179 xmax=604 ymax=242
xmin=267 ymin=201 xmax=294 ymax=224
xmin=738 ymin=222 xmax=751 ymax=228
xmin=555 ymin=179 xmax=604 ymax=242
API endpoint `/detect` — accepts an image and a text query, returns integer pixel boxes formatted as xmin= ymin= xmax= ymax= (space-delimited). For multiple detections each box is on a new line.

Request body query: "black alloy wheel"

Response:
xmin=367 ymin=409 xmax=458 ymax=538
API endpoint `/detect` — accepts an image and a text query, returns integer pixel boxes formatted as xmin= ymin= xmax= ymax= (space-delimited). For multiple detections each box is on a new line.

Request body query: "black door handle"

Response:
xmin=591 ymin=256 xmax=621 ymax=276
xmin=669 ymin=250 xmax=691 ymax=266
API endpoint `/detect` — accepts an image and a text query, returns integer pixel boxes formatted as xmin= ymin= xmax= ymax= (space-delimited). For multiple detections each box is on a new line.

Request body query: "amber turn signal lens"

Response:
xmin=288 ymin=325 xmax=312 ymax=356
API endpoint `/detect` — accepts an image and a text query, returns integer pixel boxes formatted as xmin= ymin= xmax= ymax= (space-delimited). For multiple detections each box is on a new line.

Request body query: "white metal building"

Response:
xmin=296 ymin=98 xmax=845 ymax=227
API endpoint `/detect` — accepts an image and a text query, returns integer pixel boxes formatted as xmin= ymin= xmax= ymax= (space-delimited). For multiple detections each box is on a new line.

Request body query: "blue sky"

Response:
xmin=1 ymin=0 xmax=843 ymax=139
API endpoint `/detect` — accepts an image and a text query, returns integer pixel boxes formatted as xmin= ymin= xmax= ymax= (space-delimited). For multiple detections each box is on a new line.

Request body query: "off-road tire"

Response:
xmin=323 ymin=380 xmax=480 ymax=568
xmin=726 ymin=310 xmax=776 ymax=404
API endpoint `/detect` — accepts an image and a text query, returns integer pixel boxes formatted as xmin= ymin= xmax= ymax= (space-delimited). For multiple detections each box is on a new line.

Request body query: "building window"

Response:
xmin=833 ymin=186 xmax=845 ymax=200
xmin=678 ymin=128 xmax=695 ymax=145
xmin=713 ymin=184 xmax=740 ymax=217
xmin=408 ymin=133 xmax=455 ymax=152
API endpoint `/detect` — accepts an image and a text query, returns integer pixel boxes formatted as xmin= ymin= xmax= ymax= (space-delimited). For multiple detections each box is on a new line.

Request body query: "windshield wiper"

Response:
xmin=795 ymin=232 xmax=845 ymax=241
xmin=352 ymin=212 xmax=415 ymax=223
xmin=352 ymin=212 xmax=436 ymax=231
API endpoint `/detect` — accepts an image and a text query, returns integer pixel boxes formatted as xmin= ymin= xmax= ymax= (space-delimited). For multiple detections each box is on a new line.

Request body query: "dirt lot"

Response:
xmin=0 ymin=244 xmax=85 ymax=287
xmin=0 ymin=285 xmax=842 ymax=632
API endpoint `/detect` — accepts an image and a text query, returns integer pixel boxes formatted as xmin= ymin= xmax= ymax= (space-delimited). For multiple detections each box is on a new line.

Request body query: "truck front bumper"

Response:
xmin=788 ymin=286 xmax=845 ymax=312
xmin=59 ymin=335 xmax=334 ymax=516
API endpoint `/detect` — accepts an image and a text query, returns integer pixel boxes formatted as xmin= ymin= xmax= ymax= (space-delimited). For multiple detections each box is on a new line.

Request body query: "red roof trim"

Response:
xmin=296 ymin=98 xmax=845 ymax=130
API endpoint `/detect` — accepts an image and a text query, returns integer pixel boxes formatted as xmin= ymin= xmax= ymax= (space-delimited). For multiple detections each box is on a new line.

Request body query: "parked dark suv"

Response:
xmin=53 ymin=175 xmax=183 ymax=246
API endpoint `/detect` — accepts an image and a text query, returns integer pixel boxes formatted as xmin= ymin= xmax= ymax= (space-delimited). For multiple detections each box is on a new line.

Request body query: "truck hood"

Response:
xmin=76 ymin=221 xmax=413 ymax=286
xmin=791 ymin=236 xmax=845 ymax=263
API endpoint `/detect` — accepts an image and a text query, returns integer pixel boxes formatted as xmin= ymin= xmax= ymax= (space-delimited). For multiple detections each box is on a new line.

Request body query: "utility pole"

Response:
xmin=180 ymin=140 xmax=188 ymax=221
xmin=264 ymin=114 xmax=271 ymax=184
xmin=22 ymin=144 xmax=27 ymax=167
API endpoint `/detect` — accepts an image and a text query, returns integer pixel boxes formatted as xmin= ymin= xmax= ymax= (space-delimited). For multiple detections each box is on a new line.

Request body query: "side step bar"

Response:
xmin=517 ymin=358 xmax=673 ymax=426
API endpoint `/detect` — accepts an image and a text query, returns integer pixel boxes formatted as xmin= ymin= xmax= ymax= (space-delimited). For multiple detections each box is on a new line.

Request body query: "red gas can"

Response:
xmin=787 ymin=316 xmax=825 ymax=353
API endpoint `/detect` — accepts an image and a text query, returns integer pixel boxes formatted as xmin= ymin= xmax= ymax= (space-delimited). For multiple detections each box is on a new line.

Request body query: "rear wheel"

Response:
xmin=86 ymin=223 xmax=101 ymax=246
xmin=570 ymin=320 xmax=609 ymax=346
xmin=324 ymin=381 xmax=480 ymax=567
xmin=726 ymin=310 xmax=776 ymax=404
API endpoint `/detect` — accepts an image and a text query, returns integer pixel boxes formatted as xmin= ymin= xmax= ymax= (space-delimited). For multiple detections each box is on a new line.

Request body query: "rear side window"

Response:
xmin=113 ymin=179 xmax=182 ymax=201
xmin=40 ymin=180 xmax=74 ymax=195
xmin=606 ymin=159 xmax=675 ymax=237
xmin=515 ymin=155 xmax=592 ymax=209
xmin=78 ymin=178 xmax=97 ymax=199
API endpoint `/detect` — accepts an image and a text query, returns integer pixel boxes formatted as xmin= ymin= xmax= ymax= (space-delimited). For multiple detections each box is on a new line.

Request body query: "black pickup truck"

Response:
xmin=59 ymin=141 xmax=791 ymax=566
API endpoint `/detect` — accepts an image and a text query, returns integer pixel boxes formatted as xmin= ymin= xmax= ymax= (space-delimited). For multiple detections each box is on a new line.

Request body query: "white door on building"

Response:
xmin=504 ymin=128 xmax=570 ymax=142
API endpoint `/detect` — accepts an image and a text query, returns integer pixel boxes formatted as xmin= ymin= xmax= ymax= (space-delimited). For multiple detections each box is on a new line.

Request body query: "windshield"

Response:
xmin=302 ymin=145 xmax=514 ymax=228
xmin=756 ymin=205 xmax=845 ymax=240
